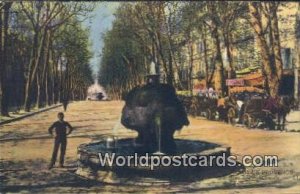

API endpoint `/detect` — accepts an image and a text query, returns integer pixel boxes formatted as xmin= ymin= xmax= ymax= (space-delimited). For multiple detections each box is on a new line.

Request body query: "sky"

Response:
xmin=82 ymin=2 xmax=120 ymax=78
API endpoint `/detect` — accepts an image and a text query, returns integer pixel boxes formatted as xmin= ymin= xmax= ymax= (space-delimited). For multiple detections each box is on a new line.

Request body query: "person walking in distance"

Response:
xmin=48 ymin=112 xmax=73 ymax=169
xmin=62 ymin=97 xmax=69 ymax=112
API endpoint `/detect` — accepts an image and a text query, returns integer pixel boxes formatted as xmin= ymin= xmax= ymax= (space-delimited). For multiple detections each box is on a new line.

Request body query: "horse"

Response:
xmin=276 ymin=95 xmax=294 ymax=131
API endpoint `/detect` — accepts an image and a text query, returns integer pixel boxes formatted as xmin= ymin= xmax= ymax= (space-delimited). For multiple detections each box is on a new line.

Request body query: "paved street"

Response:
xmin=1 ymin=101 xmax=300 ymax=193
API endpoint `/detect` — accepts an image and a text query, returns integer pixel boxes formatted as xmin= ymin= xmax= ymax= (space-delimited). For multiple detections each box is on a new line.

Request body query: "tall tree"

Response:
xmin=20 ymin=2 xmax=92 ymax=111
xmin=248 ymin=2 xmax=283 ymax=97
xmin=0 ymin=2 xmax=13 ymax=116
xmin=294 ymin=3 xmax=300 ymax=102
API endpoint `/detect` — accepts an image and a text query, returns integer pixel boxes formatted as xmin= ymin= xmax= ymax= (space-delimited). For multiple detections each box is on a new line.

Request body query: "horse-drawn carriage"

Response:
xmin=178 ymin=95 xmax=192 ymax=113
xmin=242 ymin=96 xmax=276 ymax=129
xmin=225 ymin=86 xmax=293 ymax=130
xmin=178 ymin=86 xmax=293 ymax=130
xmin=178 ymin=94 xmax=218 ymax=120
xmin=191 ymin=96 xmax=218 ymax=120
xmin=225 ymin=87 xmax=265 ymax=127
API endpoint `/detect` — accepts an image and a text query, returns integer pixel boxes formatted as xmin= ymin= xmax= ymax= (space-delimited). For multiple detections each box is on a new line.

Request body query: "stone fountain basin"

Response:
xmin=75 ymin=138 xmax=232 ymax=184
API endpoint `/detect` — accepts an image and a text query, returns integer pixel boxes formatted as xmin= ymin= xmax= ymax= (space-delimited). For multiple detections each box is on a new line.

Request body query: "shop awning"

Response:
xmin=236 ymin=65 xmax=261 ymax=77
xmin=243 ymin=72 xmax=264 ymax=86
xmin=226 ymin=79 xmax=245 ymax=86
xmin=229 ymin=86 xmax=264 ymax=94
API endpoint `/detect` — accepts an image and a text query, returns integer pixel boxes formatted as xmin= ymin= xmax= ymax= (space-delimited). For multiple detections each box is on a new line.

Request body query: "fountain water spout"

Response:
xmin=153 ymin=113 xmax=165 ymax=155
xmin=107 ymin=114 xmax=122 ymax=149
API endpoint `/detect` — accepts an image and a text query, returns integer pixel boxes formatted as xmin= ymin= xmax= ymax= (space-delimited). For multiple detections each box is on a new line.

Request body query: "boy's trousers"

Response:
xmin=50 ymin=138 xmax=67 ymax=165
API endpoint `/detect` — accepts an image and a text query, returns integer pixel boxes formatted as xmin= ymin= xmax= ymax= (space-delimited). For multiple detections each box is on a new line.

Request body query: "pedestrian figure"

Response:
xmin=62 ymin=98 xmax=69 ymax=112
xmin=48 ymin=112 xmax=73 ymax=169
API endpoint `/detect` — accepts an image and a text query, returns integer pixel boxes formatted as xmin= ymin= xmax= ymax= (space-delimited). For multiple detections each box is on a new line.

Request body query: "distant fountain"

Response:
xmin=86 ymin=80 xmax=107 ymax=100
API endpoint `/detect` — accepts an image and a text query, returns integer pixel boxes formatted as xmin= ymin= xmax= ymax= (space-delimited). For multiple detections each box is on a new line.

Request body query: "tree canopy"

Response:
xmin=99 ymin=2 xmax=299 ymax=99
xmin=0 ymin=2 xmax=94 ymax=116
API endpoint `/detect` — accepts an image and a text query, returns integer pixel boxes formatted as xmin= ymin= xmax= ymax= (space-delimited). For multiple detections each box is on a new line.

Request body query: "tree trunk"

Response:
xmin=165 ymin=17 xmax=183 ymax=88
xmin=53 ymin=54 xmax=59 ymax=104
xmin=202 ymin=31 xmax=210 ymax=87
xmin=168 ymin=52 xmax=174 ymax=86
xmin=212 ymin=25 xmax=225 ymax=96
xmin=24 ymin=28 xmax=40 ymax=111
xmin=223 ymin=31 xmax=235 ymax=79
xmin=41 ymin=30 xmax=52 ymax=106
xmin=36 ymin=74 xmax=41 ymax=108
xmin=248 ymin=2 xmax=279 ymax=97
xmin=155 ymin=31 xmax=171 ymax=85
xmin=23 ymin=4 xmax=43 ymax=112
xmin=46 ymin=70 xmax=50 ymax=106
xmin=0 ymin=7 xmax=2 ymax=115
xmin=0 ymin=2 xmax=12 ymax=116
xmin=270 ymin=2 xmax=283 ymax=80
xmin=188 ymin=39 xmax=194 ymax=96
xmin=35 ymin=28 xmax=48 ymax=109
xmin=0 ymin=6 xmax=3 ymax=116
xmin=294 ymin=4 xmax=300 ymax=104
xmin=52 ymin=72 xmax=55 ymax=104
xmin=49 ymin=48 xmax=54 ymax=105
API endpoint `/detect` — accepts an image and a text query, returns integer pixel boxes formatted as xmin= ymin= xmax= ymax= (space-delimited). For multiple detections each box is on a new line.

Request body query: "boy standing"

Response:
xmin=48 ymin=112 xmax=73 ymax=169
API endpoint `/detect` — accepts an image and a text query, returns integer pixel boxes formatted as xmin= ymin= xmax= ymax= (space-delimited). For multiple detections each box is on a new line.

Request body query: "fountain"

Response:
xmin=76 ymin=62 xmax=234 ymax=185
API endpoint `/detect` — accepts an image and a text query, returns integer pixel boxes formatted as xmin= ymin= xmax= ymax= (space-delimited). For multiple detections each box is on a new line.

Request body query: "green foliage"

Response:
xmin=0 ymin=2 xmax=94 ymax=114
xmin=97 ymin=2 xmax=297 ymax=98
xmin=99 ymin=3 xmax=147 ymax=99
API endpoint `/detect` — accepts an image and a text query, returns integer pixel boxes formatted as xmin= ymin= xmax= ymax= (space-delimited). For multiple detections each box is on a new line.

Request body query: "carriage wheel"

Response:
xmin=206 ymin=109 xmax=212 ymax=120
xmin=190 ymin=98 xmax=199 ymax=117
xmin=211 ymin=111 xmax=216 ymax=120
xmin=189 ymin=104 xmax=196 ymax=117
xmin=251 ymin=117 xmax=259 ymax=128
xmin=195 ymin=106 xmax=201 ymax=116
xmin=227 ymin=107 xmax=236 ymax=126
xmin=243 ymin=113 xmax=252 ymax=129
xmin=190 ymin=107 xmax=195 ymax=116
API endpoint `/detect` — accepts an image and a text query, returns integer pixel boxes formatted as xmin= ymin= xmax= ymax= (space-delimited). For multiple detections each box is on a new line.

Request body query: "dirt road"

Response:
xmin=0 ymin=101 xmax=300 ymax=193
